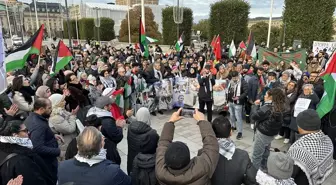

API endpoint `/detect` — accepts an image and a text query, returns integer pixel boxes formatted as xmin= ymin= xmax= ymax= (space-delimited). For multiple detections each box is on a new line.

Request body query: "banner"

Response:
xmin=0 ymin=22 xmax=6 ymax=94
xmin=258 ymin=47 xmax=307 ymax=69
xmin=213 ymin=80 xmax=228 ymax=108
xmin=173 ymin=78 xmax=199 ymax=108
xmin=312 ymin=41 xmax=336 ymax=55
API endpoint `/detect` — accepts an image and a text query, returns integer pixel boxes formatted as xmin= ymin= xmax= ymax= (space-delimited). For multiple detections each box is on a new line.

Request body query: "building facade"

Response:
xmin=116 ymin=0 xmax=159 ymax=6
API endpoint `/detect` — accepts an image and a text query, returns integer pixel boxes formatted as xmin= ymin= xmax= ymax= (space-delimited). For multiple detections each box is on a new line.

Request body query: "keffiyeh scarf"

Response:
xmin=75 ymin=148 xmax=107 ymax=167
xmin=218 ymin=138 xmax=236 ymax=160
xmin=287 ymin=131 xmax=334 ymax=185
xmin=256 ymin=170 xmax=296 ymax=185
xmin=0 ymin=136 xmax=33 ymax=149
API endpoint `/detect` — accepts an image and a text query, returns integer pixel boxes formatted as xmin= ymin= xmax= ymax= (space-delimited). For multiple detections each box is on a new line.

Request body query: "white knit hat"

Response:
xmin=49 ymin=93 xmax=64 ymax=107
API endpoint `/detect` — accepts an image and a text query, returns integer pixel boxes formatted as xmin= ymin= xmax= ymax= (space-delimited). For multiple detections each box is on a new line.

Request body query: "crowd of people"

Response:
xmin=0 ymin=41 xmax=335 ymax=185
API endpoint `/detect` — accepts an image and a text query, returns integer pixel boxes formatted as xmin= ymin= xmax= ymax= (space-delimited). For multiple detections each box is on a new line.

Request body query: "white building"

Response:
xmin=79 ymin=2 xmax=165 ymax=36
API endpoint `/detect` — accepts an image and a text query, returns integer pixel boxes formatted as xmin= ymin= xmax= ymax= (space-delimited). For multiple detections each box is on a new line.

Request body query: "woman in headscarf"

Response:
xmin=12 ymin=76 xmax=35 ymax=112
xmin=35 ymin=86 xmax=52 ymax=99
xmin=48 ymin=94 xmax=78 ymax=155
xmin=126 ymin=107 xmax=159 ymax=175
xmin=0 ymin=120 xmax=55 ymax=185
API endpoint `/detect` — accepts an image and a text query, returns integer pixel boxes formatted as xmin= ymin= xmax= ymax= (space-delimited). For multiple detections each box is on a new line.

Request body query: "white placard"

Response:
xmin=312 ymin=41 xmax=336 ymax=55
xmin=294 ymin=98 xmax=311 ymax=117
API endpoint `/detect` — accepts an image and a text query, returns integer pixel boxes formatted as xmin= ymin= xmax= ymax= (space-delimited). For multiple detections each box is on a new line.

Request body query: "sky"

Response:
xmin=22 ymin=0 xmax=285 ymax=22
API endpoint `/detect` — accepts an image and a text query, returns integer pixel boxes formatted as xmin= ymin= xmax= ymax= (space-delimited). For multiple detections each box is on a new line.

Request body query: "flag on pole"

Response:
xmin=146 ymin=36 xmax=158 ymax=43
xmin=113 ymin=88 xmax=124 ymax=109
xmin=214 ymin=35 xmax=221 ymax=60
xmin=5 ymin=24 xmax=44 ymax=72
xmin=229 ymin=40 xmax=236 ymax=58
xmin=246 ymin=31 xmax=257 ymax=59
xmin=139 ymin=18 xmax=149 ymax=58
xmin=50 ymin=40 xmax=73 ymax=75
xmin=211 ymin=35 xmax=217 ymax=48
xmin=239 ymin=41 xmax=246 ymax=50
xmin=175 ymin=32 xmax=184 ymax=52
xmin=317 ymin=51 xmax=336 ymax=118
xmin=0 ymin=22 xmax=6 ymax=94
xmin=124 ymin=77 xmax=132 ymax=97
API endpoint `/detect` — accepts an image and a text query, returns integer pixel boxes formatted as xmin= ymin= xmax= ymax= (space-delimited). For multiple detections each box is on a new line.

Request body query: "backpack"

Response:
xmin=131 ymin=154 xmax=158 ymax=185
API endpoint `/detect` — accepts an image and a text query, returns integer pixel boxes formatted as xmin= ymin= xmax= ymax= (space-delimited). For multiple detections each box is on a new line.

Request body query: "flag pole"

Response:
xmin=266 ymin=0 xmax=274 ymax=48
xmin=127 ymin=0 xmax=131 ymax=44
xmin=141 ymin=0 xmax=145 ymax=31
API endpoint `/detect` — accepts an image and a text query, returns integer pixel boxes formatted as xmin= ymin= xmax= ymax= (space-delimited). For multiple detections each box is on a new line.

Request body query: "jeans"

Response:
xmin=252 ymin=130 xmax=274 ymax=170
xmin=199 ymin=99 xmax=213 ymax=122
xmin=228 ymin=102 xmax=243 ymax=133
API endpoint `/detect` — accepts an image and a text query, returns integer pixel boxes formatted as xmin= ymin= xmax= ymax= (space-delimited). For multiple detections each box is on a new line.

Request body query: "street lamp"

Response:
xmin=266 ymin=0 xmax=274 ymax=48
xmin=173 ymin=0 xmax=183 ymax=40
xmin=65 ymin=0 xmax=72 ymax=47
xmin=19 ymin=5 xmax=25 ymax=43
xmin=94 ymin=7 xmax=101 ymax=42
xmin=75 ymin=5 xmax=79 ymax=44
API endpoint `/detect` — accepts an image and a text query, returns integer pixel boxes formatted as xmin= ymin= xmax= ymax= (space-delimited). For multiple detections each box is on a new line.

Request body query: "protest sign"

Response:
xmin=312 ymin=41 xmax=336 ymax=55
xmin=294 ymin=98 xmax=311 ymax=117
xmin=258 ymin=47 xmax=307 ymax=69
xmin=213 ymin=80 xmax=227 ymax=107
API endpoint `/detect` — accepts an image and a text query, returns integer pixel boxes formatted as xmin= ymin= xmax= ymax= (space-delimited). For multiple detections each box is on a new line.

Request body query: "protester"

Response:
xmin=36 ymin=86 xmax=52 ymax=99
xmin=211 ymin=115 xmax=257 ymax=185
xmin=12 ymin=76 xmax=35 ymax=112
xmin=155 ymin=108 xmax=219 ymax=185
xmin=58 ymin=127 xmax=131 ymax=185
xmin=198 ymin=65 xmax=216 ymax=122
xmin=287 ymin=109 xmax=334 ymax=185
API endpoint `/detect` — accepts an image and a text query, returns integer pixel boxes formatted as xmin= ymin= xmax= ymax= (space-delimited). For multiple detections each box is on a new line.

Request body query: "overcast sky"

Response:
xmin=23 ymin=0 xmax=285 ymax=22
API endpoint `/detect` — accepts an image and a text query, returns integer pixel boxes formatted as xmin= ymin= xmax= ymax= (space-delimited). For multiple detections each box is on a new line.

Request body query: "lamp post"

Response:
xmin=266 ymin=0 xmax=274 ymax=48
xmin=59 ymin=0 xmax=64 ymax=39
xmin=94 ymin=7 xmax=100 ymax=42
xmin=19 ymin=5 xmax=24 ymax=43
xmin=127 ymin=0 xmax=131 ymax=44
xmin=45 ymin=1 xmax=51 ymax=39
xmin=29 ymin=6 xmax=34 ymax=31
xmin=173 ymin=0 xmax=183 ymax=40
xmin=34 ymin=0 xmax=39 ymax=29
xmin=75 ymin=5 xmax=79 ymax=44
xmin=65 ymin=0 xmax=71 ymax=47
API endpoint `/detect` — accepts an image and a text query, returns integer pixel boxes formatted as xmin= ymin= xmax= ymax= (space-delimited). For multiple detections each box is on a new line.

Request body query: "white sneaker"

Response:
xmin=274 ymin=135 xmax=284 ymax=140
xmin=284 ymin=139 xmax=290 ymax=144
xmin=250 ymin=124 xmax=254 ymax=130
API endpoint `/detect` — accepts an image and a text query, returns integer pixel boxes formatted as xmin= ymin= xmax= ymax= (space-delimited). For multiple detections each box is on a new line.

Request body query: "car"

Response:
xmin=12 ymin=37 xmax=23 ymax=46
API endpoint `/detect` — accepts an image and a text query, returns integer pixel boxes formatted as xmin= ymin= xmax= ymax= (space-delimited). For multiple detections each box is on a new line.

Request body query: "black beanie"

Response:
xmin=297 ymin=109 xmax=321 ymax=131
xmin=165 ymin=141 xmax=190 ymax=170
xmin=140 ymin=133 xmax=159 ymax=154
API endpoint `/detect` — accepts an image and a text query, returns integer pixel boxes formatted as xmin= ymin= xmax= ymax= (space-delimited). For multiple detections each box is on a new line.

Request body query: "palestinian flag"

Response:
xmin=146 ymin=36 xmax=158 ymax=43
xmin=246 ymin=31 xmax=257 ymax=59
xmin=317 ymin=51 xmax=336 ymax=118
xmin=113 ymin=88 xmax=124 ymax=109
xmin=124 ymin=77 xmax=132 ymax=98
xmin=175 ymin=32 xmax=184 ymax=52
xmin=139 ymin=18 xmax=149 ymax=58
xmin=239 ymin=41 xmax=246 ymax=50
xmin=5 ymin=24 xmax=44 ymax=72
xmin=210 ymin=35 xmax=217 ymax=48
xmin=229 ymin=40 xmax=236 ymax=58
xmin=50 ymin=40 xmax=73 ymax=75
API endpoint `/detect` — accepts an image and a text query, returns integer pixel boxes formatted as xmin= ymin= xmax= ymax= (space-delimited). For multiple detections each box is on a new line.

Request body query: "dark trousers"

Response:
xmin=199 ymin=99 xmax=213 ymax=122
xmin=279 ymin=127 xmax=290 ymax=139
xmin=245 ymin=100 xmax=252 ymax=123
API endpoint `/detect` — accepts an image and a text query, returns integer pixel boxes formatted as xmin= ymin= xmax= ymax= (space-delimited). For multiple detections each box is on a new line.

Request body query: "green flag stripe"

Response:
xmin=6 ymin=47 xmax=39 ymax=72
xmin=317 ymin=74 xmax=336 ymax=118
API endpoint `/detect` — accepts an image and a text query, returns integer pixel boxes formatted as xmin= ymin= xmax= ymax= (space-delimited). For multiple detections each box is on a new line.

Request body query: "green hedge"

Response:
xmin=209 ymin=0 xmax=250 ymax=44
xmin=162 ymin=6 xmax=193 ymax=46
xmin=99 ymin=18 xmax=115 ymax=41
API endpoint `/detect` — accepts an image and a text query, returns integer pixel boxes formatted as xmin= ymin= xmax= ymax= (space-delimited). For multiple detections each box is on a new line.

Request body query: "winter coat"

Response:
xmin=64 ymin=137 xmax=121 ymax=165
xmin=13 ymin=91 xmax=34 ymax=112
xmin=127 ymin=121 xmax=158 ymax=174
xmin=155 ymin=121 xmax=219 ymax=185
xmin=24 ymin=112 xmax=60 ymax=182
xmin=252 ymin=103 xmax=284 ymax=137
xmin=198 ymin=75 xmax=216 ymax=102
xmin=49 ymin=107 xmax=77 ymax=152
xmin=131 ymin=153 xmax=158 ymax=185
xmin=0 ymin=143 xmax=55 ymax=185
xmin=88 ymin=84 xmax=101 ymax=104
xmin=227 ymin=79 xmax=248 ymax=105
xmin=58 ymin=159 xmax=131 ymax=185
xmin=0 ymin=92 xmax=12 ymax=116
xmin=211 ymin=148 xmax=257 ymax=185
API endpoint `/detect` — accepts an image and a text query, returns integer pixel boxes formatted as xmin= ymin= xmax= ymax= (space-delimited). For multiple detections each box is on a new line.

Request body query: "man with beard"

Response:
xmin=24 ymin=98 xmax=62 ymax=184
xmin=309 ymin=71 xmax=324 ymax=99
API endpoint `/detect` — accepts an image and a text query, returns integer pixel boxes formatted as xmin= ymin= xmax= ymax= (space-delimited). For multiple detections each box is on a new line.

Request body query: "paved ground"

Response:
xmin=117 ymin=110 xmax=336 ymax=184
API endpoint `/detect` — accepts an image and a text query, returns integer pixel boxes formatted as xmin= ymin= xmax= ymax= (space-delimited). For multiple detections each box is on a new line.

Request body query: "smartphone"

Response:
xmin=180 ymin=109 xmax=195 ymax=117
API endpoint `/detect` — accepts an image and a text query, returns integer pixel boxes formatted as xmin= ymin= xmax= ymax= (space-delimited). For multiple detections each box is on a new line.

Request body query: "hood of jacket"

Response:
xmin=129 ymin=121 xmax=152 ymax=135
xmin=134 ymin=153 xmax=156 ymax=169
xmin=87 ymin=107 xmax=112 ymax=118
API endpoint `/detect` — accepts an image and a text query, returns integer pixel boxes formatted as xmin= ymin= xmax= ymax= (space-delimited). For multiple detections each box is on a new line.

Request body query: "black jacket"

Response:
xmin=252 ymin=103 xmax=284 ymax=136
xmin=0 ymin=143 xmax=55 ymax=185
xmin=227 ymin=80 xmax=248 ymax=105
xmin=65 ymin=137 xmax=121 ymax=165
xmin=127 ymin=121 xmax=158 ymax=175
xmin=198 ymin=75 xmax=216 ymax=102
xmin=131 ymin=153 xmax=158 ymax=185
xmin=144 ymin=70 xmax=160 ymax=86
xmin=211 ymin=148 xmax=257 ymax=185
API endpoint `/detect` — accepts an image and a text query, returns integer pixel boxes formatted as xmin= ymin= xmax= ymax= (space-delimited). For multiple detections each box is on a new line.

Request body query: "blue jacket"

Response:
xmin=58 ymin=159 xmax=131 ymax=185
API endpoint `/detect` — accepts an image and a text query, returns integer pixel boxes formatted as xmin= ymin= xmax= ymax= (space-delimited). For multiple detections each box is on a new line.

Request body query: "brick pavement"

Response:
xmin=117 ymin=110 xmax=336 ymax=184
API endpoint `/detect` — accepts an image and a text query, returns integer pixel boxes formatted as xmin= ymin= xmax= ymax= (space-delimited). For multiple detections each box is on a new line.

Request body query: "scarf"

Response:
xmin=287 ymin=131 xmax=334 ymax=185
xmin=75 ymin=148 xmax=107 ymax=167
xmin=0 ymin=136 xmax=33 ymax=149
xmin=227 ymin=79 xmax=241 ymax=97
xmin=100 ymin=76 xmax=116 ymax=89
xmin=154 ymin=69 xmax=162 ymax=80
xmin=258 ymin=75 xmax=265 ymax=94
xmin=218 ymin=138 xmax=236 ymax=160
xmin=204 ymin=76 xmax=212 ymax=93
xmin=19 ymin=86 xmax=35 ymax=104
xmin=256 ymin=170 xmax=296 ymax=185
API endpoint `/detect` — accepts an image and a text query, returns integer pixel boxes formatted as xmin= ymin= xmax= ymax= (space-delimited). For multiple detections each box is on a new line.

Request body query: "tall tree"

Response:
xmin=209 ymin=0 xmax=250 ymax=44
xmin=162 ymin=7 xmax=193 ymax=46
xmin=193 ymin=19 xmax=209 ymax=41
xmin=119 ymin=6 xmax=161 ymax=43
xmin=283 ymin=0 xmax=336 ymax=48
xmin=250 ymin=21 xmax=282 ymax=48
